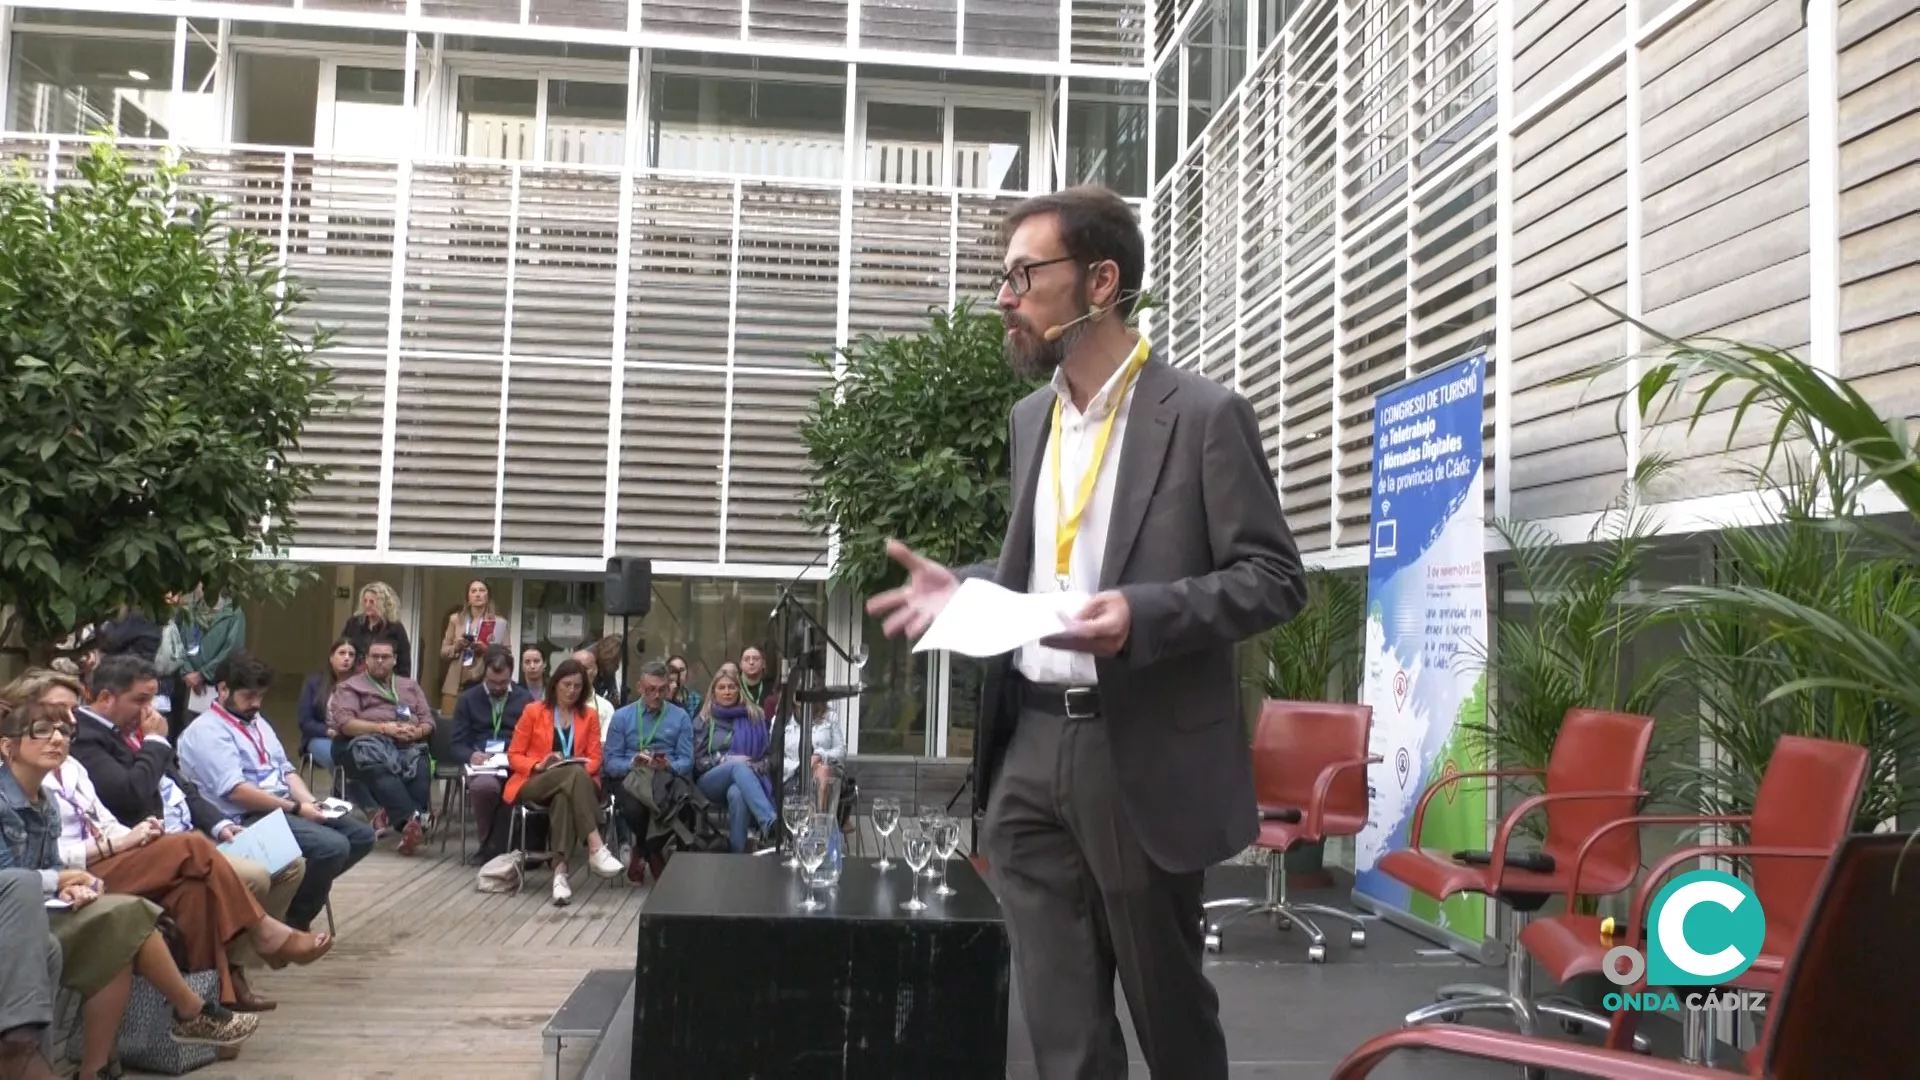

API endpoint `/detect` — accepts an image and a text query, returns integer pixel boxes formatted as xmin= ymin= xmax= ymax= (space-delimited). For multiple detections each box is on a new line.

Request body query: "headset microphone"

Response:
xmin=1040 ymin=289 xmax=1143 ymax=343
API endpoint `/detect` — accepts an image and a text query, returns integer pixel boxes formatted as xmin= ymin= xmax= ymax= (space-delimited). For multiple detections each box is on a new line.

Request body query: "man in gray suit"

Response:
xmin=868 ymin=185 xmax=1306 ymax=1079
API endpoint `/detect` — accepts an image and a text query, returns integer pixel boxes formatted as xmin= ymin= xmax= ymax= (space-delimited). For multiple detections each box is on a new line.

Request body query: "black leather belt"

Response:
xmin=1020 ymin=681 xmax=1103 ymax=719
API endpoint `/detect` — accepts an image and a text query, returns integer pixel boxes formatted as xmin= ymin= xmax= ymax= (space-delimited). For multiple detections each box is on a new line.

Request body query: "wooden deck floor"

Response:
xmin=190 ymin=815 xmax=951 ymax=1079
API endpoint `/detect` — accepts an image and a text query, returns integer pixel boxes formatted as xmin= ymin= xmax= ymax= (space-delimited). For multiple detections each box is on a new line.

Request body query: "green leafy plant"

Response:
xmin=1463 ymin=456 xmax=1674 ymax=777
xmin=1252 ymin=569 xmax=1364 ymax=702
xmin=0 ymin=142 xmax=333 ymax=653
xmin=1563 ymin=298 xmax=1920 ymax=829
xmin=799 ymin=300 xmax=1036 ymax=597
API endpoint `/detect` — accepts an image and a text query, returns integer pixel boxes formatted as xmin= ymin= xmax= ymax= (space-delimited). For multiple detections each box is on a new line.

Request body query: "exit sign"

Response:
xmin=471 ymin=554 xmax=521 ymax=569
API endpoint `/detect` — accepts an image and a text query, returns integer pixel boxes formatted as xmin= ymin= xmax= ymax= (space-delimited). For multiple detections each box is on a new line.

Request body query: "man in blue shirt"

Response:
xmin=177 ymin=653 xmax=374 ymax=932
xmin=605 ymin=661 xmax=694 ymax=882
xmin=450 ymin=646 xmax=533 ymax=865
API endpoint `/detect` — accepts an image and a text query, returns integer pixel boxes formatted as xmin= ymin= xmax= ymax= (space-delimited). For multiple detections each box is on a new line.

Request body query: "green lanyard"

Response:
xmin=705 ymin=719 xmax=732 ymax=757
xmin=638 ymin=707 xmax=663 ymax=750
xmin=489 ymin=695 xmax=507 ymax=739
xmin=372 ymin=677 xmax=399 ymax=706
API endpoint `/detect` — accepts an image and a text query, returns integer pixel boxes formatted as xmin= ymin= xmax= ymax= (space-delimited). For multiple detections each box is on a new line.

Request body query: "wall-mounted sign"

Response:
xmin=334 ymin=587 xmax=351 ymax=600
xmin=471 ymin=554 xmax=521 ymax=569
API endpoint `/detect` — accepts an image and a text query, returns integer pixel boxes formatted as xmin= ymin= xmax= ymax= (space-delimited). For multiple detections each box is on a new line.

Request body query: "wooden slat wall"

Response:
xmin=860 ymin=0 xmax=959 ymax=52
xmin=389 ymin=357 xmax=503 ymax=552
xmin=643 ymin=0 xmax=744 ymax=37
xmin=848 ymin=191 xmax=951 ymax=339
xmin=748 ymin=0 xmax=849 ymax=45
xmin=421 ymin=0 xmax=519 ymax=20
xmin=1515 ymin=0 xmax=1625 ymax=114
xmin=1836 ymin=0 xmax=1920 ymax=423
xmin=402 ymin=165 xmax=512 ymax=356
xmin=513 ymin=169 xmax=622 ymax=361
xmin=1073 ymin=0 xmax=1149 ymax=66
xmin=1508 ymin=69 xmax=1629 ymax=520
xmin=725 ymin=372 xmax=831 ymax=563
xmin=500 ymin=364 xmax=611 ymax=557
xmin=615 ymin=368 xmax=728 ymax=561
xmin=294 ymin=354 xmax=388 ymax=550
xmin=1637 ymin=0 xmax=1810 ymax=497
xmin=1279 ymin=0 xmax=1340 ymax=550
xmin=530 ymin=0 xmax=629 ymax=30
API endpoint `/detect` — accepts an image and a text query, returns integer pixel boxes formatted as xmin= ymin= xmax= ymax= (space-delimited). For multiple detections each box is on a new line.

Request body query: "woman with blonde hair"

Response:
xmin=693 ymin=671 xmax=777 ymax=853
xmin=339 ymin=582 xmax=411 ymax=678
xmin=438 ymin=579 xmax=510 ymax=715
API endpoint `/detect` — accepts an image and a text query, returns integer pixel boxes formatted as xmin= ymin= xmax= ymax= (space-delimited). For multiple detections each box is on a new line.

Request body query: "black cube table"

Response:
xmin=634 ymin=853 xmax=1009 ymax=1079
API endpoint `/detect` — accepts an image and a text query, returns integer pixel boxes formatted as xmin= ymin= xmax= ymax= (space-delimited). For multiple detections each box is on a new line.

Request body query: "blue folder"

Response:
xmin=218 ymin=809 xmax=302 ymax=875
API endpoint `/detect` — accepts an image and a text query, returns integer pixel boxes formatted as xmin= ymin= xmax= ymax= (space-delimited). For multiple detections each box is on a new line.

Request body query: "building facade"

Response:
xmin=4 ymin=0 xmax=1914 ymax=755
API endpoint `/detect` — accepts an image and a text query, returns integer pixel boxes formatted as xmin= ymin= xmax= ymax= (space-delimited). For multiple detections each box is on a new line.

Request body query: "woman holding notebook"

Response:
xmin=505 ymin=659 xmax=623 ymax=906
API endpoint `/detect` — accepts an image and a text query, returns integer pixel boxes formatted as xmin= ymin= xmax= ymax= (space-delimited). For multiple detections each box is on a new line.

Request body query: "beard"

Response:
xmin=1004 ymin=286 xmax=1094 ymax=381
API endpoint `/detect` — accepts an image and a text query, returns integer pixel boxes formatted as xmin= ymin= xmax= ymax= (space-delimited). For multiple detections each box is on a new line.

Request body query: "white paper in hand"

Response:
xmin=913 ymin=578 xmax=1089 ymax=658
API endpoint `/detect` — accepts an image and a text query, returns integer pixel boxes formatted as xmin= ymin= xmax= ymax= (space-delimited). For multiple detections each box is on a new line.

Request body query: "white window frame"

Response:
xmin=855 ymin=84 xmax=1046 ymax=195
xmin=439 ymin=52 xmax=628 ymax=164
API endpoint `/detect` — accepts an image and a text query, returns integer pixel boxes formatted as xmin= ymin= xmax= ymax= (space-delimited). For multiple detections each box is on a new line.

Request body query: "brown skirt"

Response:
xmin=93 ymin=832 xmax=266 ymax=1006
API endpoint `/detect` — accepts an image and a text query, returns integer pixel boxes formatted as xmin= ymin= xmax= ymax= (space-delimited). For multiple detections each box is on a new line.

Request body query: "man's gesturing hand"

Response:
xmin=863 ymin=540 xmax=959 ymax=642
xmin=1041 ymin=591 xmax=1132 ymax=657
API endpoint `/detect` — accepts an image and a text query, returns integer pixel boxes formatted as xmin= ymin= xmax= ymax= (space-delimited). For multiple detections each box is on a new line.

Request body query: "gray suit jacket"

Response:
xmin=964 ymin=351 xmax=1308 ymax=874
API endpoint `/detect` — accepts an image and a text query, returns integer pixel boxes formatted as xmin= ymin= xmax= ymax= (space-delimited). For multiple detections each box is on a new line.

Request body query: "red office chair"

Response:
xmin=1519 ymin=734 xmax=1867 ymax=1066
xmin=1202 ymin=701 xmax=1380 ymax=962
xmin=1377 ymin=708 xmax=1654 ymax=1045
xmin=1330 ymin=830 xmax=1918 ymax=1078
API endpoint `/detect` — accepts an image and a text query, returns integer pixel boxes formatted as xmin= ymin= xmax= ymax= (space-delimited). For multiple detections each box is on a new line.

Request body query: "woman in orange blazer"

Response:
xmin=506 ymin=658 xmax=622 ymax=905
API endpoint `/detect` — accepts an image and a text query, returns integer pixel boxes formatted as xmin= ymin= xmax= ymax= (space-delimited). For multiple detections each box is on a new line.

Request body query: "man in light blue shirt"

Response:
xmin=605 ymin=661 xmax=695 ymax=882
xmin=177 ymin=653 xmax=373 ymax=932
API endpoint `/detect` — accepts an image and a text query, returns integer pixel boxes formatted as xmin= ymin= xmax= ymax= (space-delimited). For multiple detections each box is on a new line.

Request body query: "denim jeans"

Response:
xmin=697 ymin=761 xmax=776 ymax=853
xmin=265 ymin=811 xmax=376 ymax=931
xmin=346 ymin=744 xmax=432 ymax=825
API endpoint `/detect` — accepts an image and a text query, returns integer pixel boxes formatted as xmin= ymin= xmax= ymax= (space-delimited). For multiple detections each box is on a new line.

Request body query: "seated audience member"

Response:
xmin=179 ymin=654 xmax=374 ymax=933
xmin=570 ymin=648 xmax=620 ymax=741
xmin=327 ymin=640 xmax=435 ymax=855
xmin=0 ymin=867 xmax=63 ymax=1080
xmin=665 ymin=655 xmax=702 ymax=720
xmin=604 ymin=662 xmax=695 ymax=882
xmin=296 ymin=638 xmax=362 ymax=791
xmin=783 ymin=700 xmax=848 ymax=806
xmin=67 ymin=658 xmax=312 ymax=1011
xmin=0 ymin=696 xmax=259 ymax=1075
xmin=517 ymin=645 xmax=548 ymax=700
xmin=438 ymin=580 xmax=509 ymax=716
xmin=506 ymin=660 xmax=622 ymax=906
xmin=451 ymin=646 xmax=532 ymax=865
xmin=738 ymin=647 xmax=779 ymax=714
xmin=8 ymin=673 xmax=331 ymax=1009
xmin=694 ymin=672 xmax=778 ymax=854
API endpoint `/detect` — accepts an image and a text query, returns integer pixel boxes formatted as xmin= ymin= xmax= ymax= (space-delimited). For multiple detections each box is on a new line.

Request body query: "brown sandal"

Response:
xmin=262 ymin=930 xmax=333 ymax=970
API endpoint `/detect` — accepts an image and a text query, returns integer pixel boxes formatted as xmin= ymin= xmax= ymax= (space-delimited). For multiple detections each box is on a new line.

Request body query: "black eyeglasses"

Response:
xmin=996 ymin=256 xmax=1078 ymax=298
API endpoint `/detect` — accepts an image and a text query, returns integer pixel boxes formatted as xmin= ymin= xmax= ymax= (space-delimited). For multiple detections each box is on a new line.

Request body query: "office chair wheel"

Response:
xmin=1307 ymin=944 xmax=1326 ymax=963
xmin=1274 ymin=914 xmax=1292 ymax=931
xmin=1560 ymin=1018 xmax=1585 ymax=1036
xmin=1204 ymin=924 xmax=1224 ymax=953
xmin=1349 ymin=928 xmax=1366 ymax=948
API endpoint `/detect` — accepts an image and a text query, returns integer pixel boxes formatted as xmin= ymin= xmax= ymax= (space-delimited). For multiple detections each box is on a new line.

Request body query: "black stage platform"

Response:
xmin=633 ymin=853 xmax=1009 ymax=1078
xmin=586 ymin=862 xmax=1709 ymax=1079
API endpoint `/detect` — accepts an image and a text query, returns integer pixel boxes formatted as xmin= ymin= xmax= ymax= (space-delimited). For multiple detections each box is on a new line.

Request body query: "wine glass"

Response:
xmin=918 ymin=806 xmax=943 ymax=878
xmin=900 ymin=824 xmax=934 ymax=912
xmin=797 ymin=823 xmax=829 ymax=912
xmin=872 ymin=797 xmax=899 ymax=870
xmin=932 ymin=815 xmax=961 ymax=897
xmin=781 ymin=796 xmax=809 ymax=869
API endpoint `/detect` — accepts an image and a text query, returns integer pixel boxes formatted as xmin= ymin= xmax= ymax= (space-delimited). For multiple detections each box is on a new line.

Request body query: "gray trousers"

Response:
xmin=0 ymin=869 xmax=61 ymax=1054
xmin=982 ymin=706 xmax=1228 ymax=1080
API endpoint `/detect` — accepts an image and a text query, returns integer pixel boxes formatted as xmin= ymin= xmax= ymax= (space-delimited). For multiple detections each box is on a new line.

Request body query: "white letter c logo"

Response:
xmin=1657 ymin=879 xmax=1749 ymax=979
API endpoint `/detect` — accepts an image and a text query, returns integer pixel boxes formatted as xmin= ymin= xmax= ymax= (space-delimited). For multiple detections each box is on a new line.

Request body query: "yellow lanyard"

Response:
xmin=1047 ymin=336 xmax=1151 ymax=589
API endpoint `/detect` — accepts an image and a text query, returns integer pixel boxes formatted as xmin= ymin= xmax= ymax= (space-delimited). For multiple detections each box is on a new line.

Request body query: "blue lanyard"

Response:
xmin=556 ymin=717 xmax=576 ymax=759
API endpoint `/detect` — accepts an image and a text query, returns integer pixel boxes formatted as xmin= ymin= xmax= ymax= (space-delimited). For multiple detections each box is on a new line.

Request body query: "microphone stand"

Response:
xmin=764 ymin=552 xmax=863 ymax=851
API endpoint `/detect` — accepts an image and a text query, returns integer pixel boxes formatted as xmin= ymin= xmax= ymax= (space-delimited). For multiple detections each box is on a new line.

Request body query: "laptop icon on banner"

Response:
xmin=1374 ymin=519 xmax=1397 ymax=557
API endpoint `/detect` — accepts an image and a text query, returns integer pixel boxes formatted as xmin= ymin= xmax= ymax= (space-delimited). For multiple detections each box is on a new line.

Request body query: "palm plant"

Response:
xmin=1252 ymin=569 xmax=1365 ymax=702
xmin=1463 ymin=456 xmax=1674 ymax=776
xmin=1567 ymin=292 xmax=1920 ymax=829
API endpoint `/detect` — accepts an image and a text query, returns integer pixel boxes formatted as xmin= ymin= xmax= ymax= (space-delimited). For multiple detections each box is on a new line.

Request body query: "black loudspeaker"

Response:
xmin=605 ymin=557 xmax=653 ymax=617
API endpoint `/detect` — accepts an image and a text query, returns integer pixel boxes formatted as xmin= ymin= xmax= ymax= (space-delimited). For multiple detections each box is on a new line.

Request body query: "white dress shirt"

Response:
xmin=1017 ymin=336 xmax=1150 ymax=686
xmin=44 ymin=758 xmax=131 ymax=869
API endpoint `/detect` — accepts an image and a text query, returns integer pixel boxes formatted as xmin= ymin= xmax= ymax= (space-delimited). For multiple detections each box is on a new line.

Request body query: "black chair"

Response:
xmin=426 ymin=711 xmax=469 ymax=859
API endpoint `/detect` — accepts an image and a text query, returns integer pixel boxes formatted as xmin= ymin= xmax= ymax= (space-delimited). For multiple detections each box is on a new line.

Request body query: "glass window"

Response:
xmin=864 ymin=101 xmax=942 ymax=185
xmin=952 ymin=107 xmax=1030 ymax=192
xmin=458 ymin=75 xmax=538 ymax=161
xmin=1068 ymin=78 xmax=1147 ymax=198
xmin=7 ymin=31 xmax=216 ymax=142
xmin=945 ymin=656 xmax=984 ymax=760
xmin=859 ymin=613 xmax=929 ymax=755
xmin=649 ymin=71 xmax=845 ymax=180
xmin=1153 ymin=55 xmax=1178 ymax=184
xmin=545 ymin=79 xmax=626 ymax=166
xmin=625 ymin=578 xmax=827 ymax=701
xmin=329 ymin=66 xmax=412 ymax=157
xmin=234 ymin=53 xmax=319 ymax=147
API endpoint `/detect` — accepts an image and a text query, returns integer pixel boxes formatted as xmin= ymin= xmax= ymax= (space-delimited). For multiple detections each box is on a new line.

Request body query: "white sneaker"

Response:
xmin=589 ymin=846 xmax=623 ymax=879
xmin=551 ymin=871 xmax=572 ymax=907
